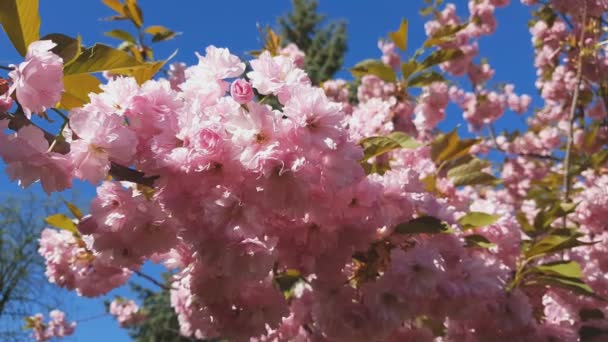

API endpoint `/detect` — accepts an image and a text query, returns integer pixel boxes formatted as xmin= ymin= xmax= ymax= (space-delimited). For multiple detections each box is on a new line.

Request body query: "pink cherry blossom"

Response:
xmin=9 ymin=40 xmax=63 ymax=118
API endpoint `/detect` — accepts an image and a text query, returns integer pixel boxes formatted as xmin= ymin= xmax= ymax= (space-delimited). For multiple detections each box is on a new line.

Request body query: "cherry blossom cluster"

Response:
xmin=26 ymin=310 xmax=76 ymax=342
xmin=1 ymin=0 xmax=607 ymax=340
xmin=109 ymin=298 xmax=147 ymax=327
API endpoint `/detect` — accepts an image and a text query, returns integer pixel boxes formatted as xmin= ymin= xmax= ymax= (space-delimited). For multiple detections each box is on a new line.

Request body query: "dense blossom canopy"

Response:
xmin=1 ymin=0 xmax=608 ymax=341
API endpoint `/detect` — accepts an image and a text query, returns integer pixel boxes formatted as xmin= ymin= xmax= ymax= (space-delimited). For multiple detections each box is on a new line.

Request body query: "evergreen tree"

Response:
xmin=126 ymin=278 xmax=193 ymax=342
xmin=278 ymin=0 xmax=347 ymax=84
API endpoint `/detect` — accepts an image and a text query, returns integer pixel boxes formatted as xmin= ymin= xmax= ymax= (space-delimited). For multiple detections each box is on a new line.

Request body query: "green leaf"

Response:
xmin=447 ymin=158 xmax=496 ymax=186
xmin=431 ymin=130 xmax=480 ymax=164
xmin=458 ymin=212 xmax=501 ymax=230
xmin=464 ymin=234 xmax=495 ymax=248
xmin=408 ymin=71 xmax=445 ymax=88
xmin=516 ymin=212 xmax=536 ymax=237
xmin=424 ymin=24 xmax=467 ymax=48
xmin=0 ymin=0 xmax=40 ymax=56
xmin=420 ymin=49 xmax=464 ymax=70
xmin=63 ymin=44 xmax=141 ymax=75
xmin=351 ymin=59 xmax=397 ymax=82
xmin=359 ymin=132 xmax=420 ymax=162
xmin=145 ymin=25 xmax=179 ymax=42
xmin=64 ymin=201 xmax=83 ymax=220
xmin=395 ymin=216 xmax=449 ymax=234
xmin=104 ymin=29 xmax=136 ymax=44
xmin=57 ymin=74 xmax=101 ymax=110
xmin=530 ymin=275 xmax=597 ymax=298
xmin=110 ymin=60 xmax=165 ymax=84
xmin=45 ymin=214 xmax=78 ymax=234
xmin=525 ymin=232 xmax=593 ymax=259
xmin=41 ymin=33 xmax=82 ymax=66
xmin=389 ymin=19 xmax=408 ymax=51
xmin=451 ymin=171 xmax=498 ymax=187
xmin=534 ymin=260 xmax=584 ymax=279
xmin=401 ymin=60 xmax=421 ymax=80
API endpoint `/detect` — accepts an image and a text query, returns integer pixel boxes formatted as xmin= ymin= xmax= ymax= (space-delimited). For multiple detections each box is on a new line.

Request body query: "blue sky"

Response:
xmin=0 ymin=1 xmax=537 ymax=340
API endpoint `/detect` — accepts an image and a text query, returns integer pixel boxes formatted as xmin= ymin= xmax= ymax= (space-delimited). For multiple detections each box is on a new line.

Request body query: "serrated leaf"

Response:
xmin=57 ymin=74 xmax=101 ymax=110
xmin=395 ymin=216 xmax=449 ymax=234
xmin=408 ymin=71 xmax=445 ymax=88
xmin=420 ymin=49 xmax=464 ymax=70
xmin=63 ymin=44 xmax=141 ymax=75
xmin=105 ymin=29 xmax=136 ymax=44
xmin=464 ymin=234 xmax=495 ymax=248
xmin=351 ymin=59 xmax=397 ymax=82
xmin=0 ymin=0 xmax=40 ymax=56
xmin=45 ymin=214 xmax=78 ymax=234
xmin=389 ymin=19 xmax=408 ymax=51
xmin=41 ymin=33 xmax=81 ymax=66
xmin=64 ymin=201 xmax=83 ymax=220
xmin=458 ymin=212 xmax=501 ymax=230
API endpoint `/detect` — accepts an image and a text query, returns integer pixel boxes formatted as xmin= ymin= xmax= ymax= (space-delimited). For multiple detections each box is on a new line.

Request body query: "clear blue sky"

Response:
xmin=0 ymin=1 xmax=536 ymax=340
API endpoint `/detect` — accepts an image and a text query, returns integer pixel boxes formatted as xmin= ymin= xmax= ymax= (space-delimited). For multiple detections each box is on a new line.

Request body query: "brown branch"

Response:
xmin=132 ymin=269 xmax=172 ymax=291
xmin=110 ymin=163 xmax=158 ymax=187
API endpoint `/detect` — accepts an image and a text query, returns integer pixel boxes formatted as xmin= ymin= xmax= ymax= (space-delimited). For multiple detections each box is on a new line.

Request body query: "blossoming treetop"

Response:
xmin=1 ymin=0 xmax=608 ymax=340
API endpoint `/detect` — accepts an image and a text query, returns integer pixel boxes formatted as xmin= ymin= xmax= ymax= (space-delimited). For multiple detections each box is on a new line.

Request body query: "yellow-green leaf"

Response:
xmin=0 ymin=0 xmax=40 ymax=56
xmin=458 ymin=212 xmax=501 ymax=230
xmin=124 ymin=0 xmax=143 ymax=28
xmin=407 ymin=71 xmax=445 ymax=88
xmin=64 ymin=201 xmax=83 ymax=220
xmin=57 ymin=74 xmax=101 ymax=109
xmin=41 ymin=33 xmax=81 ymax=66
xmin=421 ymin=49 xmax=464 ymax=70
xmin=395 ymin=216 xmax=449 ymax=234
xmin=145 ymin=25 xmax=179 ymax=42
xmin=389 ymin=19 xmax=408 ymax=51
xmin=63 ymin=44 xmax=140 ymax=75
xmin=102 ymin=0 xmax=125 ymax=15
xmin=464 ymin=234 xmax=495 ymax=248
xmin=105 ymin=29 xmax=136 ymax=44
xmin=351 ymin=59 xmax=397 ymax=82
xmin=111 ymin=60 xmax=164 ymax=84
xmin=360 ymin=132 xmax=420 ymax=162
xmin=451 ymin=171 xmax=498 ymax=187
xmin=45 ymin=214 xmax=78 ymax=234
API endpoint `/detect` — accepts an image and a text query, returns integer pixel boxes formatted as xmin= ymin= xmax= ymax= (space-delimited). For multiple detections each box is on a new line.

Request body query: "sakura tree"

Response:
xmin=2 ymin=0 xmax=608 ymax=341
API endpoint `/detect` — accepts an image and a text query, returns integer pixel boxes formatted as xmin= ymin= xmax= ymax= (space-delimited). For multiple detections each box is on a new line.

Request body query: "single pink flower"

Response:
xmin=230 ymin=79 xmax=254 ymax=104
xmin=9 ymin=40 xmax=64 ymax=118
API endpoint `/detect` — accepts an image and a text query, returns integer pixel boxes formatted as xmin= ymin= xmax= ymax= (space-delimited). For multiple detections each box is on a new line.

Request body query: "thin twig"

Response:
xmin=0 ymin=65 xmax=13 ymax=71
xmin=133 ymin=269 xmax=171 ymax=291
xmin=50 ymin=108 xmax=69 ymax=122
xmin=562 ymin=4 xmax=587 ymax=225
